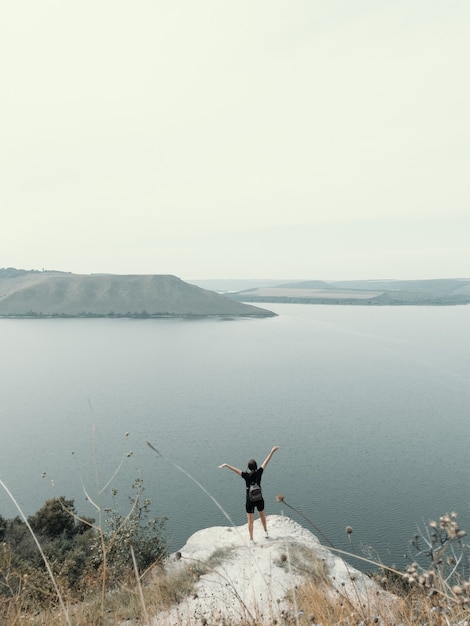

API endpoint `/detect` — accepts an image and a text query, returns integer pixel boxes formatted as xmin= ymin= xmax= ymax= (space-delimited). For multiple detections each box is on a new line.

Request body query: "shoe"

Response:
xmin=265 ymin=532 xmax=269 ymax=538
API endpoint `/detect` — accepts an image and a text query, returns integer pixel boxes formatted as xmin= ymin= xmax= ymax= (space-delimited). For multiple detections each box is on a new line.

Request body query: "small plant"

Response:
xmin=403 ymin=512 xmax=470 ymax=609
xmin=90 ymin=478 xmax=167 ymax=584
xmin=277 ymin=494 xmax=470 ymax=626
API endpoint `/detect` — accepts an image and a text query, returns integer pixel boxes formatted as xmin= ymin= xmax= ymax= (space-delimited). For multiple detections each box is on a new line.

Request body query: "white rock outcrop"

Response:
xmin=155 ymin=515 xmax=391 ymax=625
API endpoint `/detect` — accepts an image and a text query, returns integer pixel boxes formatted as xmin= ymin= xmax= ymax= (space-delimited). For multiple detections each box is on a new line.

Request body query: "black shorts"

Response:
xmin=246 ymin=497 xmax=265 ymax=514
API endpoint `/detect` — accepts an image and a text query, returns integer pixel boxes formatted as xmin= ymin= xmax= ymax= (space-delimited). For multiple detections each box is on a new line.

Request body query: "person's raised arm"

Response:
xmin=261 ymin=445 xmax=280 ymax=469
xmin=218 ymin=463 xmax=242 ymax=476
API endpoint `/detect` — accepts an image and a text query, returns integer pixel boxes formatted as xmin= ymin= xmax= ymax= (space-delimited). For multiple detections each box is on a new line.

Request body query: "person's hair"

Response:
xmin=248 ymin=459 xmax=257 ymax=472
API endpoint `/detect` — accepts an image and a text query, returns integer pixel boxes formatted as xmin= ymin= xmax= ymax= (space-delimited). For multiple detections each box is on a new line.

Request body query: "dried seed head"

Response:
xmin=175 ymin=551 xmax=182 ymax=560
xmin=276 ymin=493 xmax=284 ymax=502
xmin=345 ymin=526 xmax=353 ymax=535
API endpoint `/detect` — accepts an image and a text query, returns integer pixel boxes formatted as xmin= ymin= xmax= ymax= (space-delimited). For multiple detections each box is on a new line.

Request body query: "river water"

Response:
xmin=1 ymin=303 xmax=469 ymax=570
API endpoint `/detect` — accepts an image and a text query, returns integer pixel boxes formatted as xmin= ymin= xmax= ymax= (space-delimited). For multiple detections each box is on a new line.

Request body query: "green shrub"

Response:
xmin=90 ymin=479 xmax=167 ymax=583
xmin=28 ymin=497 xmax=78 ymax=540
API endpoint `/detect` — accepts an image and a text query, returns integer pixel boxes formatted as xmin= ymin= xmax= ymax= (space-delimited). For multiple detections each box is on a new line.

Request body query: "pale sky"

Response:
xmin=2 ymin=1 xmax=469 ymax=280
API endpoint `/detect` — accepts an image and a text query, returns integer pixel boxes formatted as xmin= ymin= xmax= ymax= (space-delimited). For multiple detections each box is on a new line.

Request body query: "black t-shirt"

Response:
xmin=241 ymin=467 xmax=264 ymax=494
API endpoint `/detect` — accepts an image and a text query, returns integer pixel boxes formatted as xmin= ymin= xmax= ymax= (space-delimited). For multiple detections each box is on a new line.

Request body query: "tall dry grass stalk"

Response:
xmin=130 ymin=544 xmax=150 ymax=626
xmin=74 ymin=420 xmax=142 ymax=617
xmin=0 ymin=478 xmax=72 ymax=626
xmin=147 ymin=441 xmax=237 ymax=527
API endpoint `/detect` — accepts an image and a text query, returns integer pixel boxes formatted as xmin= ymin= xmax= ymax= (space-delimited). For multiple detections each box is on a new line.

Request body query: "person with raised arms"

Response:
xmin=219 ymin=445 xmax=280 ymax=543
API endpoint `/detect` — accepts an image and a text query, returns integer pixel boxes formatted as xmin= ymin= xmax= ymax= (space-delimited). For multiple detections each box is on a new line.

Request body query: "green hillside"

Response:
xmin=0 ymin=269 xmax=275 ymax=317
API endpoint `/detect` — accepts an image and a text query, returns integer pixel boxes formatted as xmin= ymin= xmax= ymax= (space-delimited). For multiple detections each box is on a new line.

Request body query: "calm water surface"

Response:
xmin=1 ymin=304 xmax=469 ymax=569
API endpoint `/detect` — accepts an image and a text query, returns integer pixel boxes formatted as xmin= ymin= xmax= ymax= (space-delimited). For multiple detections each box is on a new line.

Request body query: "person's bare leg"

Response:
xmin=259 ymin=510 xmax=268 ymax=535
xmin=247 ymin=513 xmax=254 ymax=541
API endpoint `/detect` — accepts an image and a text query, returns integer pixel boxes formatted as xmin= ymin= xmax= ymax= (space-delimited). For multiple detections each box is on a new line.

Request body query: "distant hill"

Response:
xmin=226 ymin=278 xmax=470 ymax=306
xmin=0 ymin=269 xmax=275 ymax=317
xmin=187 ymin=278 xmax=300 ymax=293
xmin=273 ymin=280 xmax=332 ymax=290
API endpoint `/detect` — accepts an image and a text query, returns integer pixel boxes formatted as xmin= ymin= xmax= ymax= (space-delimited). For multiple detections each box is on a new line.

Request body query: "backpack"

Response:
xmin=249 ymin=482 xmax=262 ymax=502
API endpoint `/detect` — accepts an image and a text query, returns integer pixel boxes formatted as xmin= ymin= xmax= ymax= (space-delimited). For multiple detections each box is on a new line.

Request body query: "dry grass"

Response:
xmin=284 ymin=575 xmax=470 ymax=626
xmin=0 ymin=566 xmax=184 ymax=625
xmin=281 ymin=543 xmax=329 ymax=581
xmin=3 ymin=524 xmax=470 ymax=626
xmin=0 ymin=552 xmax=238 ymax=626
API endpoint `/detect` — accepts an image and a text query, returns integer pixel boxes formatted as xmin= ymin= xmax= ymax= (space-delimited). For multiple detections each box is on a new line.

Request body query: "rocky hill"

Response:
xmin=158 ymin=515 xmax=391 ymax=625
xmin=0 ymin=269 xmax=275 ymax=317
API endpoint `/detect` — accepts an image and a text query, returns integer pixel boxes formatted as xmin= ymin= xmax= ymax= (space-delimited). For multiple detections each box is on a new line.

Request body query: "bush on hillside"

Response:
xmin=0 ymin=484 xmax=167 ymax=608
xmin=90 ymin=478 xmax=167 ymax=583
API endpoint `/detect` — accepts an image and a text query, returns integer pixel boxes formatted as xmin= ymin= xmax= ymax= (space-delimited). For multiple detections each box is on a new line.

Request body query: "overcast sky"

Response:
xmin=2 ymin=1 xmax=469 ymax=280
